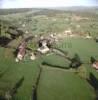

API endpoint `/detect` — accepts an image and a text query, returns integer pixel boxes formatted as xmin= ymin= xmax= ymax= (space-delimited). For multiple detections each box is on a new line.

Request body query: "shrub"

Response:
xmin=76 ymin=66 xmax=88 ymax=79
xmin=70 ymin=54 xmax=82 ymax=68
xmin=90 ymin=56 xmax=96 ymax=64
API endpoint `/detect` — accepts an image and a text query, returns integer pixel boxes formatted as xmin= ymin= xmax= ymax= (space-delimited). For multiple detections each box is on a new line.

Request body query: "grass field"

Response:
xmin=42 ymin=54 xmax=70 ymax=69
xmin=57 ymin=38 xmax=98 ymax=63
xmin=37 ymin=66 xmax=95 ymax=100
xmin=1 ymin=8 xmax=98 ymax=36
xmin=0 ymin=37 xmax=98 ymax=100
xmin=0 ymin=8 xmax=98 ymax=100
xmin=0 ymin=47 xmax=41 ymax=100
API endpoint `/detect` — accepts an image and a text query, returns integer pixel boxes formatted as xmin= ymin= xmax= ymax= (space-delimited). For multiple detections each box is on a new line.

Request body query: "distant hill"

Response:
xmin=49 ymin=6 xmax=98 ymax=13
xmin=0 ymin=6 xmax=98 ymax=15
xmin=0 ymin=8 xmax=40 ymax=15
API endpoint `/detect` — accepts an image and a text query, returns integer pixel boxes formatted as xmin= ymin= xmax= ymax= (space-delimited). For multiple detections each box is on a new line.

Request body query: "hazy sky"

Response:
xmin=0 ymin=0 xmax=98 ymax=8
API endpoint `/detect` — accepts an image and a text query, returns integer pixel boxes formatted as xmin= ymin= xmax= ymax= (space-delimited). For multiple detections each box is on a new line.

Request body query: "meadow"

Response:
xmin=0 ymin=37 xmax=98 ymax=100
xmin=0 ymin=7 xmax=98 ymax=100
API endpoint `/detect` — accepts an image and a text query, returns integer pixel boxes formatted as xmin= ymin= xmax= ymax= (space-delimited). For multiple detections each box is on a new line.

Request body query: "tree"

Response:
xmin=90 ymin=56 xmax=96 ymax=64
xmin=70 ymin=54 xmax=82 ymax=68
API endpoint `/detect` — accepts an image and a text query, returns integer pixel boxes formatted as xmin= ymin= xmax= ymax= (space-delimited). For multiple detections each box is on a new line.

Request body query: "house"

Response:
xmin=15 ymin=41 xmax=26 ymax=62
xmin=64 ymin=29 xmax=72 ymax=36
xmin=37 ymin=39 xmax=50 ymax=54
xmin=30 ymin=52 xmax=36 ymax=60
xmin=92 ymin=61 xmax=98 ymax=70
xmin=85 ymin=35 xmax=92 ymax=39
xmin=49 ymin=33 xmax=58 ymax=42
xmin=37 ymin=46 xmax=49 ymax=54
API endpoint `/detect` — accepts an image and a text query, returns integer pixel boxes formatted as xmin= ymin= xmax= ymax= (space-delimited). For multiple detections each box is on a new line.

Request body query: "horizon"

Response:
xmin=0 ymin=5 xmax=98 ymax=9
xmin=0 ymin=0 xmax=98 ymax=9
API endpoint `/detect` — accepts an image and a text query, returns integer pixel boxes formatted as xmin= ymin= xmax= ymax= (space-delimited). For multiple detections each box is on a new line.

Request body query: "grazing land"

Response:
xmin=0 ymin=7 xmax=98 ymax=100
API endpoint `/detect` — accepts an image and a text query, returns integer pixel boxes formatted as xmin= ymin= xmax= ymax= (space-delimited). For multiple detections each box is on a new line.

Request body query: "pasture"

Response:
xmin=37 ymin=66 xmax=95 ymax=100
xmin=0 ymin=37 xmax=98 ymax=100
xmin=57 ymin=38 xmax=98 ymax=62
xmin=0 ymin=8 xmax=98 ymax=100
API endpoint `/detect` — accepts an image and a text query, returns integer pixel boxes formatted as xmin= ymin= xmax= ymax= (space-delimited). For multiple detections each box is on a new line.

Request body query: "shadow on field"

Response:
xmin=0 ymin=36 xmax=12 ymax=47
xmin=0 ymin=77 xmax=24 ymax=100
xmin=42 ymin=62 xmax=70 ymax=69
xmin=32 ymin=67 xmax=42 ymax=100
xmin=12 ymin=77 xmax=24 ymax=99
xmin=32 ymin=88 xmax=37 ymax=100
xmin=87 ymin=73 xmax=98 ymax=100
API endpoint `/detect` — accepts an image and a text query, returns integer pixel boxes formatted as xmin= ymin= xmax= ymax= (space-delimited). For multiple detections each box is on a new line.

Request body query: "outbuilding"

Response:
xmin=92 ymin=61 xmax=98 ymax=70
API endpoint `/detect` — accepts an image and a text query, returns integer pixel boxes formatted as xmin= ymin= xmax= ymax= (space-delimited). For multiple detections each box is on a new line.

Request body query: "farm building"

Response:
xmin=85 ymin=35 xmax=92 ymax=39
xmin=64 ymin=29 xmax=72 ymax=35
xmin=92 ymin=61 xmax=98 ymax=70
xmin=30 ymin=52 xmax=36 ymax=60
xmin=37 ymin=39 xmax=50 ymax=54
xmin=15 ymin=41 xmax=26 ymax=62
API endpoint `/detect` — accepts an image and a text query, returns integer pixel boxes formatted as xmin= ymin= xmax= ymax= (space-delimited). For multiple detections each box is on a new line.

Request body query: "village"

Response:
xmin=0 ymin=21 xmax=98 ymax=70
xmin=11 ymin=27 xmax=98 ymax=71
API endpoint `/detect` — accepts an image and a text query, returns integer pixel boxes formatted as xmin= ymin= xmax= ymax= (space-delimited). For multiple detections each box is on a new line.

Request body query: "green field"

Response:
xmin=0 ymin=8 xmax=98 ymax=100
xmin=0 ymin=8 xmax=98 ymax=36
xmin=42 ymin=54 xmax=70 ymax=69
xmin=37 ymin=66 xmax=95 ymax=100
xmin=0 ymin=47 xmax=41 ymax=100
xmin=0 ymin=37 xmax=98 ymax=100
xmin=57 ymin=38 xmax=98 ymax=62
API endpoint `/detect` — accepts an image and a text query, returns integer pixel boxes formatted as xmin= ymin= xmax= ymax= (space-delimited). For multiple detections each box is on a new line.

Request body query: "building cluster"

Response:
xmin=15 ymin=34 xmax=55 ymax=62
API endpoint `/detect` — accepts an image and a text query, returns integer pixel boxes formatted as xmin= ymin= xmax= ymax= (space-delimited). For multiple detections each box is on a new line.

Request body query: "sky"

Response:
xmin=0 ymin=0 xmax=98 ymax=8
